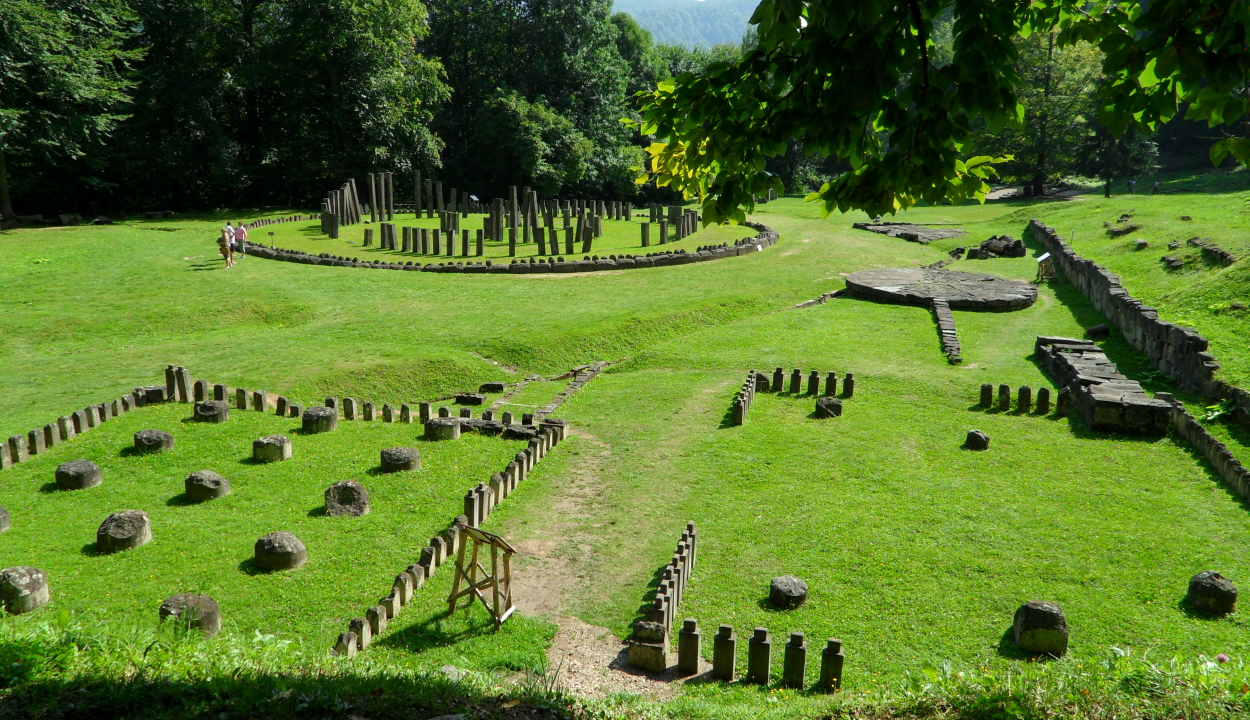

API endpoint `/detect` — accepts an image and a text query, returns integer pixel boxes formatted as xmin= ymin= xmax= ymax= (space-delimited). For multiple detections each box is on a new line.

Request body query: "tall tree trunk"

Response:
xmin=0 ymin=149 xmax=13 ymax=220
xmin=1032 ymin=32 xmax=1055 ymax=197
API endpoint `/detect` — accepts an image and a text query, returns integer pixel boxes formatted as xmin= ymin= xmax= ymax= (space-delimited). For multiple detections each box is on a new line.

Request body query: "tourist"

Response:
xmin=233 ymin=221 xmax=247 ymax=258
xmin=1104 ymin=178 xmax=1112 ymax=198
xmin=1128 ymin=178 xmax=1136 ymax=194
xmin=1152 ymin=179 xmax=1160 ymax=195
xmin=218 ymin=224 xmax=234 ymax=268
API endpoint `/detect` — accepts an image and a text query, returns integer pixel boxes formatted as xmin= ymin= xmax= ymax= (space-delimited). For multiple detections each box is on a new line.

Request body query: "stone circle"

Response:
xmin=0 ymin=566 xmax=49 ymax=614
xmin=325 ymin=480 xmax=370 ymax=517
xmin=252 ymin=435 xmax=292 ymax=463
xmin=380 ymin=447 xmax=420 ymax=473
xmin=814 ymin=397 xmax=842 ymax=418
xmin=1012 ymin=600 xmax=1068 ymax=656
xmin=845 ymin=267 xmax=1038 ymax=310
xmin=769 ymin=575 xmax=809 ymax=609
xmin=55 ymin=459 xmax=102 ymax=490
xmin=253 ymin=531 xmax=307 ymax=570
xmin=96 ymin=510 xmax=152 ymax=553
xmin=965 ymin=430 xmax=990 ymax=450
xmin=134 ymin=429 xmax=175 ymax=453
xmin=424 ymin=417 xmax=461 ymax=441
xmin=301 ymin=406 xmax=338 ymax=434
xmin=193 ymin=400 xmax=230 ymax=423
xmin=1186 ymin=570 xmax=1237 ymax=615
xmin=159 ymin=593 xmax=222 ymax=637
xmin=185 ymin=470 xmax=231 ymax=503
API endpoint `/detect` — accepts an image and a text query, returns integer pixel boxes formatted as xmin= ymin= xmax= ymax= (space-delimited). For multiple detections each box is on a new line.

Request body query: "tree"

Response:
xmin=635 ymin=0 xmax=1250 ymax=224
xmin=0 ymin=0 xmax=139 ymax=219
xmin=470 ymin=92 xmax=594 ymax=197
xmin=968 ymin=32 xmax=1102 ymax=194
xmin=1075 ymin=126 xmax=1158 ymax=196
xmin=656 ymin=42 xmax=741 ymax=78
xmin=611 ymin=12 xmax=667 ymax=97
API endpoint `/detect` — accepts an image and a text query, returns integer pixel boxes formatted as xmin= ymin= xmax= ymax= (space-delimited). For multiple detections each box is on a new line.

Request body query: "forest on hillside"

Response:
xmin=0 ymin=0 xmax=1222 ymax=220
xmin=613 ymin=0 xmax=756 ymax=47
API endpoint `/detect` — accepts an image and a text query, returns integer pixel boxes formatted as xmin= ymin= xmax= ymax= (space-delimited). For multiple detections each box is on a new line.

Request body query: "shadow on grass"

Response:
xmin=307 ymin=505 xmax=326 ymax=517
xmin=37 ymin=482 xmax=60 ymax=494
xmin=374 ymin=609 xmax=498 ymax=653
xmin=236 ymin=558 xmax=269 ymax=576
xmin=118 ymin=446 xmax=150 ymax=458
xmin=80 ymin=543 xmax=103 ymax=557
xmin=0 ymin=667 xmax=562 ymax=720
xmin=165 ymin=493 xmax=194 ymax=507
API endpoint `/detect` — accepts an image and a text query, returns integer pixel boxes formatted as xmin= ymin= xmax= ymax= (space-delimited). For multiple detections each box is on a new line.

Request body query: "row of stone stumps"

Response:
xmin=730 ymin=368 xmax=856 ymax=426
xmin=978 ymin=383 xmax=1053 ymax=415
xmin=709 ymin=626 xmax=844 ymax=690
xmin=627 ymin=523 xmax=698 ymax=671
xmin=332 ymin=418 xmax=569 ymax=657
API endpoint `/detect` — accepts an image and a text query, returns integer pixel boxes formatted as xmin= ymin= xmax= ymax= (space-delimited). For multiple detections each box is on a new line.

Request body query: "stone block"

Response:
xmin=325 ymin=480 xmax=369 ymax=517
xmin=26 ymin=429 xmax=44 ymax=456
xmin=980 ymin=383 xmax=993 ymax=408
xmin=814 ymin=397 xmax=842 ymax=418
xmin=1186 ymin=570 xmax=1237 ymax=615
xmin=0 ymin=567 xmax=49 ymax=614
xmin=349 ymin=617 xmax=372 ymax=649
xmin=1012 ymin=600 xmax=1068 ymax=656
xmin=1017 ymin=386 xmax=1032 ymax=413
xmin=212 ymin=384 xmax=226 ymax=401
xmin=134 ymin=429 xmax=175 ymax=453
xmin=479 ymin=382 xmax=506 ymax=393
xmin=57 ymin=416 xmax=75 ymax=442
xmin=677 ymin=619 xmax=701 ymax=675
xmin=362 ymin=402 xmax=375 ymax=421
xmin=333 ymin=631 xmax=358 ymax=657
xmin=770 ymin=575 xmax=808 ymax=608
xmin=252 ymin=435 xmax=292 ymax=462
xmin=783 ymin=632 xmax=807 ymax=688
xmin=253 ymin=531 xmax=307 ymax=570
xmin=96 ymin=510 xmax=152 ymax=553
xmin=55 ymin=459 xmax=102 ymax=490
xmin=1036 ymin=387 xmax=1051 ymax=414
xmin=236 ymin=388 xmax=249 ymax=410
xmin=380 ymin=447 xmax=420 ymax=472
xmin=367 ymin=605 xmax=388 ymax=636
xmin=712 ymin=625 xmax=736 ymax=681
xmin=819 ymin=638 xmax=844 ymax=691
xmin=302 ymin=406 xmax=337 ymax=433
xmin=997 ymin=384 xmax=1011 ymax=411
xmin=160 ymin=593 xmax=221 ymax=637
xmin=194 ymin=400 xmax=230 ymax=423
xmin=185 ymin=470 xmax=231 ymax=502
xmin=965 ymin=429 xmax=989 ymax=450
xmin=193 ymin=380 xmax=208 ymax=402
xmin=424 ymin=417 xmax=461 ymax=441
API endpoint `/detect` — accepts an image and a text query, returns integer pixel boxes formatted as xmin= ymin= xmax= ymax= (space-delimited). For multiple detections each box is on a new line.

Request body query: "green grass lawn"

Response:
xmin=0 ymin=400 xmax=555 ymax=672
xmin=4 ymin=184 xmax=1250 ymax=718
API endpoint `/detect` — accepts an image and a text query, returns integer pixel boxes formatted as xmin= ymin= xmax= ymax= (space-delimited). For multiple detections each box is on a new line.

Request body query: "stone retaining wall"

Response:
xmin=1161 ymin=393 xmax=1250 ymax=503
xmin=1025 ymin=221 xmax=1241 ymax=411
xmin=932 ymin=298 xmax=962 ymax=364
xmin=240 ymin=220 xmax=778 ymax=274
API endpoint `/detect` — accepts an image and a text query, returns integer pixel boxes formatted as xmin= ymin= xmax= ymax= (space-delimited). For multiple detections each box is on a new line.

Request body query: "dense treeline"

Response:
xmin=0 ymin=0 xmax=681 ymax=218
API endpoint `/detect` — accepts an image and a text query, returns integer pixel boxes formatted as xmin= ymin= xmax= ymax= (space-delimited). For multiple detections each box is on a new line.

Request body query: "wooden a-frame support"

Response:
xmin=447 ymin=524 xmax=516 ymax=631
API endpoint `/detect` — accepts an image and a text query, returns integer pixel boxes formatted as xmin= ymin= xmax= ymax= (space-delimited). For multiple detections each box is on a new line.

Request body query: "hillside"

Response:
xmin=614 ymin=0 xmax=757 ymax=47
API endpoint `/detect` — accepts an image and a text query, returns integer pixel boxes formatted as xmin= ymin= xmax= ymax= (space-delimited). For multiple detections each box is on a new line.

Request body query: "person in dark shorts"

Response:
xmin=218 ymin=224 xmax=235 ymax=268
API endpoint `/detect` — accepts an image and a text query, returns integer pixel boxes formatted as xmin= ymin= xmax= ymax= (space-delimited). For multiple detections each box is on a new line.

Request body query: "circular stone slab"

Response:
xmin=254 ymin=531 xmax=306 ymax=570
xmin=96 ymin=510 xmax=152 ymax=553
xmin=55 ymin=459 xmax=102 ymax=490
xmin=845 ymin=267 xmax=1038 ymax=310
xmin=159 ymin=593 xmax=222 ymax=637
xmin=134 ymin=430 xmax=175 ymax=453
xmin=185 ymin=470 xmax=231 ymax=503
xmin=380 ymin=447 xmax=420 ymax=473
xmin=0 ymin=566 xmax=49 ymax=614
xmin=324 ymin=480 xmax=370 ymax=517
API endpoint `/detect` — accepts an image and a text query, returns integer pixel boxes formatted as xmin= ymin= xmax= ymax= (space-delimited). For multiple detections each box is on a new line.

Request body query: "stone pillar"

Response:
xmin=843 ymin=373 xmax=855 ymax=398
xmin=536 ymin=227 xmax=546 ymax=255
xmin=235 ymin=388 xmax=248 ymax=410
xmin=26 ymin=429 xmax=44 ymax=456
xmin=165 ymin=365 xmax=177 ymax=400
xmin=712 ymin=625 xmax=736 ymax=681
xmin=783 ymin=632 xmax=807 ymax=688
xmin=343 ymin=398 xmax=357 ymax=420
xmin=825 ymin=372 xmax=837 ymax=396
xmin=678 ymin=619 xmax=700 ymax=675
xmin=433 ymin=229 xmax=441 ymax=255
xmin=464 ymin=489 xmax=480 ymax=527
xmin=641 ymin=223 xmax=650 ymax=247
xmin=58 ymin=416 xmax=75 ymax=442
xmin=476 ymin=230 xmax=484 ymax=256
xmin=212 ymin=383 xmax=226 ymax=401
xmin=399 ymin=404 xmax=412 ymax=423
xmin=362 ymin=402 xmax=375 ymax=421
xmin=746 ymin=628 xmax=771 ymax=685
xmin=980 ymin=383 xmax=993 ymax=408
xmin=7 ymin=435 xmax=28 ymax=464
xmin=252 ymin=391 xmax=266 ymax=412
xmin=462 ymin=229 xmax=470 ymax=256
xmin=819 ymin=638 xmax=844 ymax=691
xmin=1056 ymin=386 xmax=1071 ymax=417
xmin=175 ymin=367 xmax=191 ymax=402
xmin=1017 ymin=386 xmax=1032 ymax=414
xmin=1037 ymin=387 xmax=1051 ymax=414
xmin=806 ymin=370 xmax=820 ymax=395
xmin=193 ymin=380 xmax=207 ymax=402
xmin=997 ymin=384 xmax=1010 ymax=412
xmin=772 ymin=367 xmax=784 ymax=392
xmin=43 ymin=423 xmax=59 ymax=448
xmin=789 ymin=368 xmax=802 ymax=394
xmin=419 ymin=402 xmax=431 ymax=422
xmin=565 ymin=226 xmax=574 ymax=255
xmin=659 ymin=219 xmax=668 ymax=244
